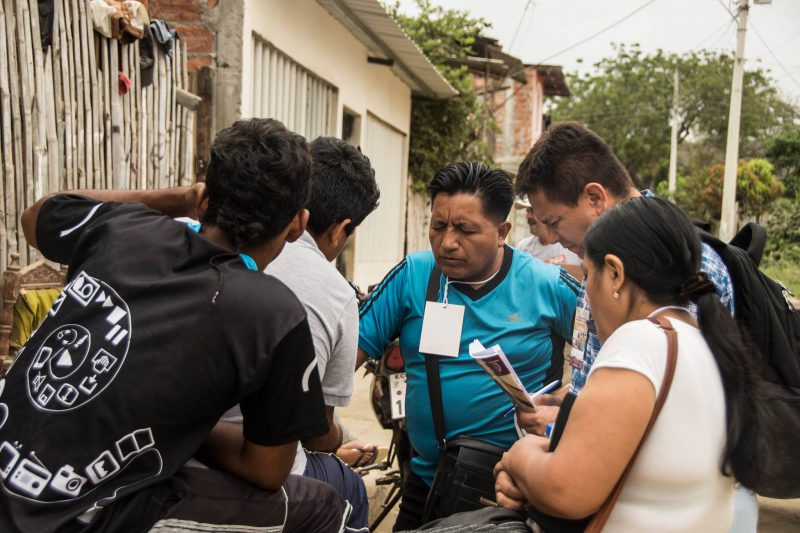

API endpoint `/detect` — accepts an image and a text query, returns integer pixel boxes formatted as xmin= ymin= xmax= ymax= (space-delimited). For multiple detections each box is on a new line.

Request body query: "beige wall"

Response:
xmin=242 ymin=0 xmax=413 ymax=287
xmin=241 ymin=0 xmax=412 ymax=139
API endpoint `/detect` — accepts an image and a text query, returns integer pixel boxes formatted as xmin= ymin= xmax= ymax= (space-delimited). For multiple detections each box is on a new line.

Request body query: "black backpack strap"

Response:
xmin=730 ymin=222 xmax=767 ymax=267
xmin=423 ymin=265 xmax=447 ymax=453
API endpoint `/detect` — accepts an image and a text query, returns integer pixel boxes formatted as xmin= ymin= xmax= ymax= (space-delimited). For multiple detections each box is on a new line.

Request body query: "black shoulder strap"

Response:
xmin=730 ymin=222 xmax=767 ymax=267
xmin=423 ymin=265 xmax=447 ymax=453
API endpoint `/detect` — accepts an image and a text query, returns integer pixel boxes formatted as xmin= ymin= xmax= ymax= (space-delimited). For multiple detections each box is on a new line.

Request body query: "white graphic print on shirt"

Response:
xmin=0 ymin=271 xmax=163 ymax=503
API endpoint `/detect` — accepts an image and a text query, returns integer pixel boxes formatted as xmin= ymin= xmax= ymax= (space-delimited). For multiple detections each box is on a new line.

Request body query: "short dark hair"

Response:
xmin=585 ymin=196 xmax=768 ymax=490
xmin=202 ymin=118 xmax=311 ymax=248
xmin=515 ymin=122 xmax=634 ymax=206
xmin=427 ymin=162 xmax=513 ymax=223
xmin=306 ymin=137 xmax=380 ymax=236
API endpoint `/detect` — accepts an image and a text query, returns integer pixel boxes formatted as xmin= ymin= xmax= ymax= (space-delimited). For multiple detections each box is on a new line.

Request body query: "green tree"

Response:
xmin=660 ymin=158 xmax=784 ymax=225
xmin=388 ymin=0 xmax=493 ymax=190
xmin=765 ymin=125 xmax=800 ymax=198
xmin=553 ymin=44 xmax=798 ymax=189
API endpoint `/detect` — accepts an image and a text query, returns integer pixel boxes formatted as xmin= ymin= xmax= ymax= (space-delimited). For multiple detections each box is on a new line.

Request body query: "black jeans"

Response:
xmin=393 ymin=468 xmax=431 ymax=531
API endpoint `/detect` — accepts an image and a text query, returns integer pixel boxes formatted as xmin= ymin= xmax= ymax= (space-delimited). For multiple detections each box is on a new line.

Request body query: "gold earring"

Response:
xmin=613 ymin=291 xmax=619 ymax=300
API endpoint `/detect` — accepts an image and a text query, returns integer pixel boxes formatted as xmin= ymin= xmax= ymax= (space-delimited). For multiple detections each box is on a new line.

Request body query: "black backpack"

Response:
xmin=697 ymin=222 xmax=800 ymax=498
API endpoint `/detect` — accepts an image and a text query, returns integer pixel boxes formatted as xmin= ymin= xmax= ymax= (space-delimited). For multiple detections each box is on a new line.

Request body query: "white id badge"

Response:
xmin=418 ymin=301 xmax=465 ymax=357
xmin=389 ymin=372 xmax=408 ymax=419
xmin=569 ymin=307 xmax=590 ymax=366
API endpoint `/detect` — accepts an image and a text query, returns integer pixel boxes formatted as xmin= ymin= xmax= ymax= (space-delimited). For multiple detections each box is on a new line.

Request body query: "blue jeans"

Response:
xmin=304 ymin=450 xmax=369 ymax=531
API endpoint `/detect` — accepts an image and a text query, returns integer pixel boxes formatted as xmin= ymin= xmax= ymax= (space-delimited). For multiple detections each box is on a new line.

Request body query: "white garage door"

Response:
xmin=354 ymin=113 xmax=407 ymax=287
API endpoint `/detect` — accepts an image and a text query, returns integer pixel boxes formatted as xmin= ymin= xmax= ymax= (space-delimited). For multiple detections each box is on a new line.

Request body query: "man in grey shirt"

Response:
xmin=266 ymin=137 xmax=379 ymax=530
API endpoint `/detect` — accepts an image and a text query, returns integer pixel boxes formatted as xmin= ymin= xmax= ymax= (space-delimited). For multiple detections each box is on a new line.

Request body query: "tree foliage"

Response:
xmin=658 ymin=158 xmax=784 ymax=225
xmin=765 ymin=125 xmax=800 ymax=198
xmin=388 ymin=0 xmax=493 ymax=191
xmin=553 ymin=44 xmax=798 ymax=189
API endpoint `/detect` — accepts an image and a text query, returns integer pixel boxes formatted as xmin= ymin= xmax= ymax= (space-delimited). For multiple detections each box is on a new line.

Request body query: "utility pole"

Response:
xmin=719 ymin=0 xmax=749 ymax=241
xmin=668 ymin=69 xmax=680 ymax=198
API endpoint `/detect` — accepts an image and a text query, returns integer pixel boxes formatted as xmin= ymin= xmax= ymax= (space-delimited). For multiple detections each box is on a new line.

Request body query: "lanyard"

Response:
xmin=186 ymin=222 xmax=258 ymax=271
xmin=442 ymin=266 xmax=502 ymax=305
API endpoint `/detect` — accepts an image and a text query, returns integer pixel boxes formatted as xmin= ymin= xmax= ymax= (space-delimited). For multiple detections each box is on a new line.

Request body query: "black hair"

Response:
xmin=516 ymin=122 xmax=634 ymax=206
xmin=201 ymin=118 xmax=311 ymax=249
xmin=427 ymin=162 xmax=514 ymax=223
xmin=584 ymin=196 xmax=768 ymax=490
xmin=306 ymin=137 xmax=380 ymax=236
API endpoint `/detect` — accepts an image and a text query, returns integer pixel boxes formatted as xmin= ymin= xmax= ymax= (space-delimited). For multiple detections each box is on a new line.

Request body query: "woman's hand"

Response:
xmin=516 ymin=393 xmax=561 ymax=436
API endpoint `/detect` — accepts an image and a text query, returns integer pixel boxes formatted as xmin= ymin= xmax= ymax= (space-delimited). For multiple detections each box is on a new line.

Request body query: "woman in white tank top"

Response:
xmin=494 ymin=197 xmax=767 ymax=531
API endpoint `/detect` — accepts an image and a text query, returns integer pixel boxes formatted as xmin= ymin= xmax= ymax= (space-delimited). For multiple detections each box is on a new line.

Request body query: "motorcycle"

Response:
xmin=349 ymin=281 xmax=411 ymax=531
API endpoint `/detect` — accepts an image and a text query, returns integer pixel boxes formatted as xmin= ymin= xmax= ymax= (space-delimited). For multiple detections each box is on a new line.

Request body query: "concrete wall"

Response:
xmin=241 ymin=0 xmax=412 ymax=140
xmin=242 ymin=0 xmax=413 ymax=288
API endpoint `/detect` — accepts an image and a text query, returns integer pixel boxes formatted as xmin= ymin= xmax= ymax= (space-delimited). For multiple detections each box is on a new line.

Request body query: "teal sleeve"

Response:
xmin=358 ymin=259 xmax=410 ymax=359
xmin=554 ymin=267 xmax=580 ymax=340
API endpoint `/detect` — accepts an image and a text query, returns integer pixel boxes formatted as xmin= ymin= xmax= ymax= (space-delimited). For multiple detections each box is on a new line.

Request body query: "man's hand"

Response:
xmin=516 ymin=393 xmax=561 ymax=436
xmin=494 ymin=458 xmax=528 ymax=512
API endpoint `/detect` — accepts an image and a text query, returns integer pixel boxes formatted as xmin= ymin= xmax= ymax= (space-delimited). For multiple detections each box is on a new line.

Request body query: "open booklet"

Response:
xmin=469 ymin=340 xmax=536 ymax=410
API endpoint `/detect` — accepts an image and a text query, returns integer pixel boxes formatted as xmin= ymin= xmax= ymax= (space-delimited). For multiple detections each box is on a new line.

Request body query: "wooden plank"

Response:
xmin=100 ymin=38 xmax=111 ymax=189
xmin=3 ymin=0 xmax=23 ymax=262
xmin=156 ymin=47 xmax=167 ymax=188
xmin=76 ymin=0 xmax=94 ymax=190
xmin=44 ymin=45 xmax=60 ymax=196
xmin=0 ymin=0 xmax=8 ymax=269
xmin=61 ymin=0 xmax=76 ymax=191
xmin=110 ymin=39 xmax=123 ymax=189
xmin=16 ymin=0 xmax=36 ymax=263
xmin=51 ymin=1 xmax=66 ymax=193
xmin=86 ymin=16 xmax=102 ymax=190
xmin=28 ymin=0 xmax=47 ymax=204
xmin=69 ymin=0 xmax=85 ymax=189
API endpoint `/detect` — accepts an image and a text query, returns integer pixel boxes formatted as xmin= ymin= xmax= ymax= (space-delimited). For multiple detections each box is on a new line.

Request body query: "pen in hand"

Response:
xmin=503 ymin=380 xmax=560 ymax=417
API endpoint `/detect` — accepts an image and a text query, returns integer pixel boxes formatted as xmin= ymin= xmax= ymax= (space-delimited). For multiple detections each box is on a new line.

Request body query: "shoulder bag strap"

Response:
xmin=586 ymin=315 xmax=678 ymax=532
xmin=423 ymin=266 xmax=447 ymax=453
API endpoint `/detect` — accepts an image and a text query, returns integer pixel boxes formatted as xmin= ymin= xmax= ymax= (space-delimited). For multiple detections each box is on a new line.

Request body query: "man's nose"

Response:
xmin=441 ymin=229 xmax=459 ymax=252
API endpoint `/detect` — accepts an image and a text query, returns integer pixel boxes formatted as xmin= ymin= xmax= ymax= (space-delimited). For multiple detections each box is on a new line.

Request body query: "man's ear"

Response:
xmin=194 ymin=182 xmax=210 ymax=221
xmin=286 ymin=209 xmax=309 ymax=243
xmin=330 ymin=219 xmax=352 ymax=248
xmin=604 ymin=253 xmax=626 ymax=292
xmin=583 ymin=183 xmax=610 ymax=215
xmin=497 ymin=220 xmax=512 ymax=244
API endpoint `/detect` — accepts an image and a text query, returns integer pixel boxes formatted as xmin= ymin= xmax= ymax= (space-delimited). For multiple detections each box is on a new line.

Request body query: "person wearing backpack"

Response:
xmin=512 ymin=122 xmax=760 ymax=530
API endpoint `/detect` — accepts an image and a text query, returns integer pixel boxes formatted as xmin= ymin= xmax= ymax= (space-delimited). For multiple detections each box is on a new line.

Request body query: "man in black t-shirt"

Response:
xmin=0 ymin=119 xmax=350 ymax=532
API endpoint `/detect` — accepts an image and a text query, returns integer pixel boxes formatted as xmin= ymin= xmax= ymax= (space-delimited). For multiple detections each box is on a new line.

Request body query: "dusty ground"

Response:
xmin=338 ymin=363 xmax=800 ymax=532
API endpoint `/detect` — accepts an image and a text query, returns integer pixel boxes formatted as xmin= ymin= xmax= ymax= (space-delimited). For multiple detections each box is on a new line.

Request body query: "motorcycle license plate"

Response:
xmin=389 ymin=372 xmax=407 ymax=420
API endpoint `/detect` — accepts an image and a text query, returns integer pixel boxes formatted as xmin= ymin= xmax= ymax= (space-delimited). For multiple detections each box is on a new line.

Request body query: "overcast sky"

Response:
xmin=396 ymin=0 xmax=800 ymax=104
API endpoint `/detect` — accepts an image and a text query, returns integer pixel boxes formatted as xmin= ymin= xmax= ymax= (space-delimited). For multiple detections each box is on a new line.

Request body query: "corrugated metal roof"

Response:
xmin=316 ymin=0 xmax=458 ymax=99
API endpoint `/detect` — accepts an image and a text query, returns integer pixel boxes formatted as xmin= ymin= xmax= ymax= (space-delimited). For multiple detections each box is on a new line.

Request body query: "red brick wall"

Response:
xmin=148 ymin=0 xmax=217 ymax=72
xmin=471 ymin=68 xmax=543 ymax=163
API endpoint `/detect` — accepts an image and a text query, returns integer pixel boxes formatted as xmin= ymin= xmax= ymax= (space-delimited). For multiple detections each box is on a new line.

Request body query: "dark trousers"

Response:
xmin=86 ymin=467 xmax=351 ymax=533
xmin=304 ymin=450 xmax=369 ymax=531
xmin=393 ymin=468 xmax=431 ymax=531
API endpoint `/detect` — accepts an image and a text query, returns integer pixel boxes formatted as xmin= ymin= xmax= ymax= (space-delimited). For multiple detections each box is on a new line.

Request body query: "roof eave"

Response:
xmin=316 ymin=0 xmax=458 ymax=99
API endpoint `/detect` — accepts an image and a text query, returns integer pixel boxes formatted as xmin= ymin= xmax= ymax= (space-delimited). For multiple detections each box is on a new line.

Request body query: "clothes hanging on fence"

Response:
xmin=139 ymin=25 xmax=156 ymax=88
xmin=118 ymin=71 xmax=132 ymax=94
xmin=90 ymin=0 xmax=150 ymax=44
xmin=39 ymin=0 xmax=55 ymax=51
xmin=150 ymin=19 xmax=178 ymax=59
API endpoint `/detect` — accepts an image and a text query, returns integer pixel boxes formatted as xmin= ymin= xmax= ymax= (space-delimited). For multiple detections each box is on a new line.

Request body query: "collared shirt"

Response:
xmin=569 ymin=190 xmax=735 ymax=393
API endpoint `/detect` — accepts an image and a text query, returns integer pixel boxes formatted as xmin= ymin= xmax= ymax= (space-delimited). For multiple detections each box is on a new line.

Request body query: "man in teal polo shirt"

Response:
xmin=356 ymin=162 xmax=578 ymax=530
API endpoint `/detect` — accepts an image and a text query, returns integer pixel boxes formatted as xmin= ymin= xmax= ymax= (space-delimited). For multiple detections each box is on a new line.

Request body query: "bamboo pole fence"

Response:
xmin=0 ymin=0 xmax=197 ymax=273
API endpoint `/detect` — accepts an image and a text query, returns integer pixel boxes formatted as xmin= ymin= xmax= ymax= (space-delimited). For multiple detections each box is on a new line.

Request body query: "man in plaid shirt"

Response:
xmin=513 ymin=121 xmax=756 ymax=532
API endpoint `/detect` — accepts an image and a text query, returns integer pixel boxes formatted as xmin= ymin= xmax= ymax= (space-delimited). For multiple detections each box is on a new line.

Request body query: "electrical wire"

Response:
xmin=492 ymin=0 xmax=660 ymax=112
xmin=508 ymin=0 xmax=535 ymax=53
xmin=748 ymin=20 xmax=800 ymax=90
xmin=693 ymin=18 xmax=734 ymax=50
